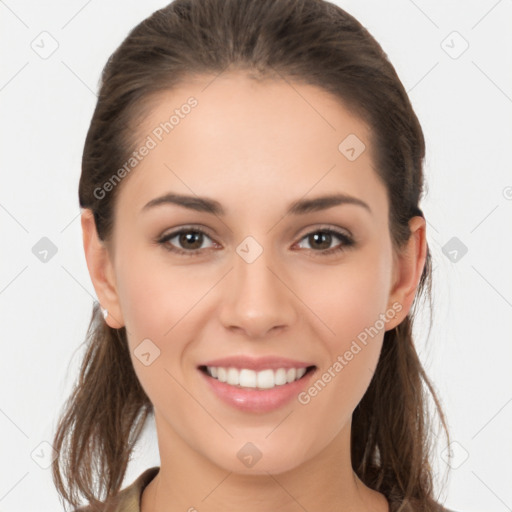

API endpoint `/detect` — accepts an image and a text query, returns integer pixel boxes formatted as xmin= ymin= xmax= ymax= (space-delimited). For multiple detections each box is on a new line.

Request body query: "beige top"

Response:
xmin=76 ymin=466 xmax=159 ymax=512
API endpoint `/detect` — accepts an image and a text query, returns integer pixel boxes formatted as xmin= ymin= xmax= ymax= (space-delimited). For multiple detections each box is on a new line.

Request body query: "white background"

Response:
xmin=1 ymin=1 xmax=511 ymax=511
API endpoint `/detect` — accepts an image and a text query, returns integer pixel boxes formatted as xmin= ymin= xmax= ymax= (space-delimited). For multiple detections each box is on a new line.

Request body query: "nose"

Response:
xmin=218 ymin=247 xmax=298 ymax=339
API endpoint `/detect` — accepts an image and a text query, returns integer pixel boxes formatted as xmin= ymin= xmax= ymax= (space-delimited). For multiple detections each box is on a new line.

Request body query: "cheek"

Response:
xmin=115 ymin=244 xmax=206 ymax=341
xmin=300 ymin=245 xmax=393 ymax=344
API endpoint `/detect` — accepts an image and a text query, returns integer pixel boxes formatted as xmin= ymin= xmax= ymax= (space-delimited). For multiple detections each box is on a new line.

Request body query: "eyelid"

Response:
xmin=294 ymin=223 xmax=353 ymax=240
xmin=158 ymin=223 xmax=216 ymax=240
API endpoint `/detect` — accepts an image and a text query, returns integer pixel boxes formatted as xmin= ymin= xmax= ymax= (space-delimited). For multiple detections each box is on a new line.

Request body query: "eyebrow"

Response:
xmin=141 ymin=192 xmax=371 ymax=216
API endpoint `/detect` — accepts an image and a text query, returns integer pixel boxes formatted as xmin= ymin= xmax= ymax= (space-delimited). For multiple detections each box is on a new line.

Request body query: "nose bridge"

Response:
xmin=218 ymin=242 xmax=297 ymax=338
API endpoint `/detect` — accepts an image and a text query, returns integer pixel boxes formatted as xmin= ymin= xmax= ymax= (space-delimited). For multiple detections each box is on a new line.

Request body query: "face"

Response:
xmin=85 ymin=72 xmax=424 ymax=475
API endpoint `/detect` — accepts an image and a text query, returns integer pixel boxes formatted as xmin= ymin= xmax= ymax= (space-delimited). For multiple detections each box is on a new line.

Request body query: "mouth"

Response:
xmin=198 ymin=364 xmax=317 ymax=390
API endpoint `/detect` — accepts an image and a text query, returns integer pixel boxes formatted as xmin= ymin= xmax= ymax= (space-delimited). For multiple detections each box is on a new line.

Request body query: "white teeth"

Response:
xmin=239 ymin=369 xmax=257 ymax=387
xmin=274 ymin=368 xmax=287 ymax=386
xmin=217 ymin=367 xmax=227 ymax=383
xmin=205 ymin=366 xmax=309 ymax=389
xmin=226 ymin=367 xmax=239 ymax=386
xmin=257 ymin=369 xmax=275 ymax=389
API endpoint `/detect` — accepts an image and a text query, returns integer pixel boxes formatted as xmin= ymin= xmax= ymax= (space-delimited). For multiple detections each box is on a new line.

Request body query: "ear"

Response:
xmin=81 ymin=209 xmax=125 ymax=329
xmin=385 ymin=215 xmax=428 ymax=330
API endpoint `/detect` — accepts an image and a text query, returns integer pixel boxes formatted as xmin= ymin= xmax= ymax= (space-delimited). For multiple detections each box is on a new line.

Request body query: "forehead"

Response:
xmin=116 ymin=72 xmax=385 ymax=219
xmin=137 ymin=71 xmax=372 ymax=154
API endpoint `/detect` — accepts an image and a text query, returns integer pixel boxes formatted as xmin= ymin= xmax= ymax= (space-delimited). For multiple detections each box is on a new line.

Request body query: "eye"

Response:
xmin=294 ymin=228 xmax=355 ymax=256
xmin=157 ymin=227 xmax=218 ymax=256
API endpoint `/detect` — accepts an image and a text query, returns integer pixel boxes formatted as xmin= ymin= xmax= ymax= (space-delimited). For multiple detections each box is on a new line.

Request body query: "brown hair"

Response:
xmin=52 ymin=0 xmax=452 ymax=510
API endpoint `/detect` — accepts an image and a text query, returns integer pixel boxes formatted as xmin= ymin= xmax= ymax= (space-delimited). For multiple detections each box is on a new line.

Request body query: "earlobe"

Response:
xmin=81 ymin=209 xmax=125 ymax=329
xmin=386 ymin=216 xmax=427 ymax=330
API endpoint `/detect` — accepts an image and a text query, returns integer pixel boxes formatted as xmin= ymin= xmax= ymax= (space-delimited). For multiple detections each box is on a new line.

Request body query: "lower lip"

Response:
xmin=199 ymin=367 xmax=316 ymax=413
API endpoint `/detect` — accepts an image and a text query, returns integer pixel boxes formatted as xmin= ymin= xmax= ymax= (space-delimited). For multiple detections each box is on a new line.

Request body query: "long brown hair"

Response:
xmin=52 ymin=0 xmax=452 ymax=510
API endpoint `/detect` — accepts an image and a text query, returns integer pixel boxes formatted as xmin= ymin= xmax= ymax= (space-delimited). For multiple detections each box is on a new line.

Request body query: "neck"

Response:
xmin=141 ymin=414 xmax=389 ymax=512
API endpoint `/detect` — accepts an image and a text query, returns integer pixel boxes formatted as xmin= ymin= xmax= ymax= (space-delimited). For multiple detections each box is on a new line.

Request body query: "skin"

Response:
xmin=82 ymin=72 xmax=427 ymax=512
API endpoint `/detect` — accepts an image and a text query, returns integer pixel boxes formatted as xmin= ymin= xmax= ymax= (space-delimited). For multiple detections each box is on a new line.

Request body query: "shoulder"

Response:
xmin=74 ymin=466 xmax=160 ymax=512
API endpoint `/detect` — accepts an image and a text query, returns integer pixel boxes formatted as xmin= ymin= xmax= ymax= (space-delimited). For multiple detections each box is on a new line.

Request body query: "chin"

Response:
xmin=205 ymin=439 xmax=311 ymax=476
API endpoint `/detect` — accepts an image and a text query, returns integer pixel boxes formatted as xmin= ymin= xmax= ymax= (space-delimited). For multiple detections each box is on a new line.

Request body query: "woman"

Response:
xmin=52 ymin=0 xmax=458 ymax=510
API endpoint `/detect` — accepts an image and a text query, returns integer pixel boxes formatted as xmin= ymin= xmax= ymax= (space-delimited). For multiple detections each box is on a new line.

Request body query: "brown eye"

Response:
xmin=295 ymin=229 xmax=355 ymax=255
xmin=157 ymin=228 xmax=217 ymax=255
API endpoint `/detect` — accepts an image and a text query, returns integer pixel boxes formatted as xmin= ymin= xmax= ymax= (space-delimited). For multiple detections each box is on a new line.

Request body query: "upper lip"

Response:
xmin=199 ymin=356 xmax=315 ymax=371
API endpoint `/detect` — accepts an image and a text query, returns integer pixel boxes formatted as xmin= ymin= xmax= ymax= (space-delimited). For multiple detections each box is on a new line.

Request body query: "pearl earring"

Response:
xmin=101 ymin=306 xmax=108 ymax=319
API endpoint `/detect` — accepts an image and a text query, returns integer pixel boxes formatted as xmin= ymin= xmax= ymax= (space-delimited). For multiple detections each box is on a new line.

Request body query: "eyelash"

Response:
xmin=155 ymin=226 xmax=356 ymax=258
